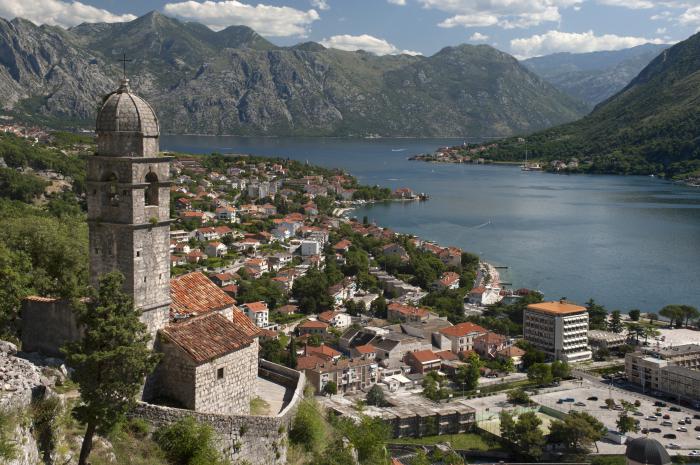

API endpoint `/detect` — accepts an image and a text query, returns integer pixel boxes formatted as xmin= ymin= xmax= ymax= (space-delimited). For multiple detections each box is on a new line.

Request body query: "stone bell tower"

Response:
xmin=86 ymin=78 xmax=172 ymax=338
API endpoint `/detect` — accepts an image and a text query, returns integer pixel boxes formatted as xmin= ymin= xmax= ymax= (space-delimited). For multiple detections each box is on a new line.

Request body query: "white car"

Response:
xmin=647 ymin=416 xmax=658 ymax=421
xmin=688 ymin=451 xmax=700 ymax=457
xmin=667 ymin=443 xmax=681 ymax=450
xmin=677 ymin=427 xmax=688 ymax=432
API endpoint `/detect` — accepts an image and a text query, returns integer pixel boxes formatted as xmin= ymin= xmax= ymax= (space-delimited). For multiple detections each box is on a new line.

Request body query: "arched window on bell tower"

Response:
xmin=102 ymin=172 xmax=120 ymax=206
xmin=145 ymin=172 xmax=159 ymax=206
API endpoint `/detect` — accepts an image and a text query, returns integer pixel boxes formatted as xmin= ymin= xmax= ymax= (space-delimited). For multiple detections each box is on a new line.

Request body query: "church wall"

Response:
xmin=193 ymin=340 xmax=259 ymax=415
xmin=20 ymin=299 xmax=81 ymax=357
xmin=155 ymin=341 xmax=197 ymax=409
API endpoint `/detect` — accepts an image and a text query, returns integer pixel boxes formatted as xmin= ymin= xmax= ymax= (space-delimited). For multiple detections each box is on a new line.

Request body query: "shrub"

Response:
xmin=153 ymin=416 xmax=229 ymax=465
xmin=0 ymin=410 xmax=16 ymax=461
xmin=288 ymin=400 xmax=324 ymax=453
xmin=31 ymin=396 xmax=62 ymax=462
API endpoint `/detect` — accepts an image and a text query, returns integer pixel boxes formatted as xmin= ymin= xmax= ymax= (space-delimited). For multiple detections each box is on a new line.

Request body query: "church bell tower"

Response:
xmin=87 ymin=78 xmax=172 ymax=337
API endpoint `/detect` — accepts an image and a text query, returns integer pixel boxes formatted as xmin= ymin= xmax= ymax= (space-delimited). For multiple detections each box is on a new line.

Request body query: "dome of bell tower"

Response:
xmin=95 ymin=79 xmax=160 ymax=157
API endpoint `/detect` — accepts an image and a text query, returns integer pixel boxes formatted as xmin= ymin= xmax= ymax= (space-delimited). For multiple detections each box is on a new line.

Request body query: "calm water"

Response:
xmin=162 ymin=135 xmax=700 ymax=312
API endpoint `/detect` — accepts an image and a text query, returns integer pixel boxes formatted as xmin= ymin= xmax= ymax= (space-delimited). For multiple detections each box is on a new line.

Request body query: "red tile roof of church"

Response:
xmin=161 ymin=312 xmax=254 ymax=363
xmin=170 ymin=271 xmax=235 ymax=317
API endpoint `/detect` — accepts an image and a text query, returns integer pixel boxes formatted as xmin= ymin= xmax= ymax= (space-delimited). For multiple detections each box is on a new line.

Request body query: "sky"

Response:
xmin=0 ymin=0 xmax=698 ymax=58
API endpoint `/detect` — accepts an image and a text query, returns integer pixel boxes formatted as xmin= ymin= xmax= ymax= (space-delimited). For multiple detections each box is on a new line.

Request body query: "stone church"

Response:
xmin=22 ymin=78 xmax=260 ymax=416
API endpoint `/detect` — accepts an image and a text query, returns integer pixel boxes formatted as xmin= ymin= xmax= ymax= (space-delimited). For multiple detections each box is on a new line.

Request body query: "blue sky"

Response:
xmin=1 ymin=0 xmax=698 ymax=58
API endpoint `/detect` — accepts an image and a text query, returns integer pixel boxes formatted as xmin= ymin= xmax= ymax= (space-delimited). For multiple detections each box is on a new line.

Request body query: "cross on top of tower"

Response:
xmin=118 ymin=52 xmax=132 ymax=80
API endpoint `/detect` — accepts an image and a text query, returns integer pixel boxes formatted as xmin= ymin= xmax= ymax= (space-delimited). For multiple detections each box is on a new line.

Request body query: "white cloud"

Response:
xmin=596 ymin=0 xmax=655 ymax=8
xmin=469 ymin=32 xmax=490 ymax=41
xmin=163 ymin=1 xmax=320 ymax=36
xmin=420 ymin=0 xmax=581 ymax=29
xmin=679 ymin=6 xmax=700 ymax=26
xmin=387 ymin=0 xmax=407 ymax=4
xmin=656 ymin=27 xmax=667 ymax=33
xmin=510 ymin=29 xmax=667 ymax=58
xmin=0 ymin=0 xmax=136 ymax=28
xmin=320 ymin=34 xmax=421 ymax=55
xmin=310 ymin=0 xmax=329 ymax=10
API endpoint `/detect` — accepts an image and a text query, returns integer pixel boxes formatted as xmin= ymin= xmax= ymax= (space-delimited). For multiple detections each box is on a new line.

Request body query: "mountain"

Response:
xmin=477 ymin=33 xmax=700 ymax=179
xmin=0 ymin=11 xmax=586 ymax=137
xmin=522 ymin=44 xmax=669 ymax=108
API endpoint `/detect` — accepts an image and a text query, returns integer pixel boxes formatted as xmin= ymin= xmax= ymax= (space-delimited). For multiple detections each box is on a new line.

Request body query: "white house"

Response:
xmin=300 ymin=240 xmax=322 ymax=257
xmin=242 ymin=301 xmax=270 ymax=328
xmin=205 ymin=241 xmax=227 ymax=257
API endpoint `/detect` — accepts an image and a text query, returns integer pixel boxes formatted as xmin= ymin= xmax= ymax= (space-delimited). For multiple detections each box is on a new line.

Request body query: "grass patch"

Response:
xmin=250 ymin=397 xmax=271 ymax=416
xmin=590 ymin=455 xmax=626 ymax=465
xmin=589 ymin=365 xmax=624 ymax=376
xmin=390 ymin=433 xmax=501 ymax=451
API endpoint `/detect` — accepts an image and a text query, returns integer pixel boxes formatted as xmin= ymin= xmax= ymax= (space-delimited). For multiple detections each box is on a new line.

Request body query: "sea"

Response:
xmin=161 ymin=135 xmax=700 ymax=313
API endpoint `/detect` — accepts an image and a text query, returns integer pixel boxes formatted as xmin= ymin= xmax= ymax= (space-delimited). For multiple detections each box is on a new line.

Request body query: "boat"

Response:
xmin=520 ymin=145 xmax=543 ymax=171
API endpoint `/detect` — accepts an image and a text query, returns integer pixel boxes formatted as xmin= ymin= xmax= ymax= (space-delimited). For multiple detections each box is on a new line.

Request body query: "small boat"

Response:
xmin=392 ymin=148 xmax=406 ymax=152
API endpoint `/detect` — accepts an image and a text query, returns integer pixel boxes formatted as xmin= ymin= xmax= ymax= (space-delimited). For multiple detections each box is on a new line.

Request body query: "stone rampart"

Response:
xmin=132 ymin=360 xmax=305 ymax=465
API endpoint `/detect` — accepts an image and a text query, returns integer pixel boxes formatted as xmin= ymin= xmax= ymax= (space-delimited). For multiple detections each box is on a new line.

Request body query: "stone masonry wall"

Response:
xmin=20 ymin=299 xmax=81 ymax=357
xmin=132 ymin=361 xmax=305 ymax=465
xmin=194 ymin=340 xmax=258 ymax=415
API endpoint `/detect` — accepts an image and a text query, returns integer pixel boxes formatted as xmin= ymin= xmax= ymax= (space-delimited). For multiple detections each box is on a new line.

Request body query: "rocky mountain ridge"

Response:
xmin=0 ymin=11 xmax=586 ymax=137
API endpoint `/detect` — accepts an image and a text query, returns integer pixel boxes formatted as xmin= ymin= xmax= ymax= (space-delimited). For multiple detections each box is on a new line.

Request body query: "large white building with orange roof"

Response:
xmin=523 ymin=300 xmax=592 ymax=362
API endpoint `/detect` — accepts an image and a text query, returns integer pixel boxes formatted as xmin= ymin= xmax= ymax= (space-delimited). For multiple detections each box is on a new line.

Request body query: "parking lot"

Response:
xmin=530 ymin=380 xmax=700 ymax=455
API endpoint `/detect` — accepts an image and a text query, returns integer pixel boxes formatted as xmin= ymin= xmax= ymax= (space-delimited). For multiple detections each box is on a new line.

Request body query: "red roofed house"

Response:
xmin=333 ymin=239 xmax=352 ymax=254
xmin=474 ymin=331 xmax=508 ymax=359
xmin=241 ymin=301 xmax=270 ymax=328
xmin=439 ymin=322 xmax=488 ymax=354
xmin=205 ymin=241 xmax=227 ymax=257
xmin=432 ymin=271 xmax=460 ymax=290
xmin=387 ymin=303 xmax=429 ymax=323
xmin=318 ymin=310 xmax=352 ymax=329
xmin=350 ymin=344 xmax=377 ymax=360
xmin=304 ymin=344 xmax=341 ymax=362
xmin=497 ymin=345 xmax=526 ymax=369
xmin=298 ymin=320 xmax=329 ymax=335
xmin=209 ymin=272 xmax=234 ymax=287
xmin=405 ymin=350 xmax=441 ymax=374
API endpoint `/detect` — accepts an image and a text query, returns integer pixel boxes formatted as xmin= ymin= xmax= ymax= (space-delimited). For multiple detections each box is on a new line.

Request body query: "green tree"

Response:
xmin=610 ymin=310 xmax=623 ymax=333
xmin=153 ymin=416 xmax=229 ymax=465
xmin=464 ymin=353 xmax=482 ymax=391
xmin=628 ymin=309 xmax=641 ymax=321
xmin=314 ymin=439 xmax=356 ymax=465
xmin=679 ymin=305 xmax=699 ymax=327
xmin=62 ymin=272 xmax=160 ymax=465
xmin=507 ymin=388 xmax=530 ymax=405
xmin=551 ymin=360 xmax=571 ymax=380
xmin=499 ymin=410 xmax=516 ymax=442
xmin=586 ymin=299 xmax=608 ymax=330
xmin=616 ymin=412 xmax=639 ymax=434
xmin=370 ymin=295 xmax=388 ymax=319
xmin=337 ymin=415 xmax=390 ymax=465
xmin=527 ymin=363 xmax=553 ymax=386
xmin=366 ymin=385 xmax=386 ymax=407
xmin=549 ymin=411 xmax=606 ymax=452
xmin=287 ymin=337 xmax=298 ymax=369
xmin=659 ymin=305 xmax=683 ymax=328
xmin=322 ymin=381 xmax=338 ymax=397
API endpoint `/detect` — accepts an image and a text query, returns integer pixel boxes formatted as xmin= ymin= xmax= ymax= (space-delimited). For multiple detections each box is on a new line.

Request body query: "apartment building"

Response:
xmin=625 ymin=344 xmax=700 ymax=406
xmin=304 ymin=358 xmax=379 ymax=394
xmin=523 ymin=300 xmax=592 ymax=362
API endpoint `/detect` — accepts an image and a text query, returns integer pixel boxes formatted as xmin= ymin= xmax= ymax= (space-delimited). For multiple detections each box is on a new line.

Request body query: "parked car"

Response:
xmin=574 ymin=402 xmax=586 ymax=407
xmin=646 ymin=416 xmax=658 ymax=421
xmin=663 ymin=433 xmax=677 ymax=439
xmin=633 ymin=411 xmax=644 ymax=416
xmin=641 ymin=428 xmax=649 ymax=434
xmin=650 ymin=428 xmax=662 ymax=433
xmin=662 ymin=421 xmax=673 ymax=426
xmin=684 ymin=417 xmax=692 ymax=424
xmin=654 ymin=401 xmax=667 ymax=407
xmin=694 ymin=425 xmax=700 ymax=432
xmin=693 ymin=414 xmax=700 ymax=420
xmin=677 ymin=427 xmax=688 ymax=432
xmin=679 ymin=420 xmax=685 ymax=425
xmin=668 ymin=443 xmax=681 ymax=450
xmin=663 ymin=414 xmax=671 ymax=419
xmin=588 ymin=396 xmax=598 ymax=401
xmin=654 ymin=412 xmax=663 ymax=416
xmin=670 ymin=406 xmax=681 ymax=412
xmin=689 ymin=451 xmax=700 ymax=457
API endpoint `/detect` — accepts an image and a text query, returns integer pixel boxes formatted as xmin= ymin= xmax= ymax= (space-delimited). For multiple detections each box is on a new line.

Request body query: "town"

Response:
xmin=1 ymin=80 xmax=699 ymax=465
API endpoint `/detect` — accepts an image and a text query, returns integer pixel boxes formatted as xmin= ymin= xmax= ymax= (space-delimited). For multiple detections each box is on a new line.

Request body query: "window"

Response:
xmin=102 ymin=172 xmax=120 ymax=206
xmin=145 ymin=171 xmax=159 ymax=206
xmin=136 ymin=250 xmax=141 ymax=257
xmin=217 ymin=368 xmax=224 ymax=380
